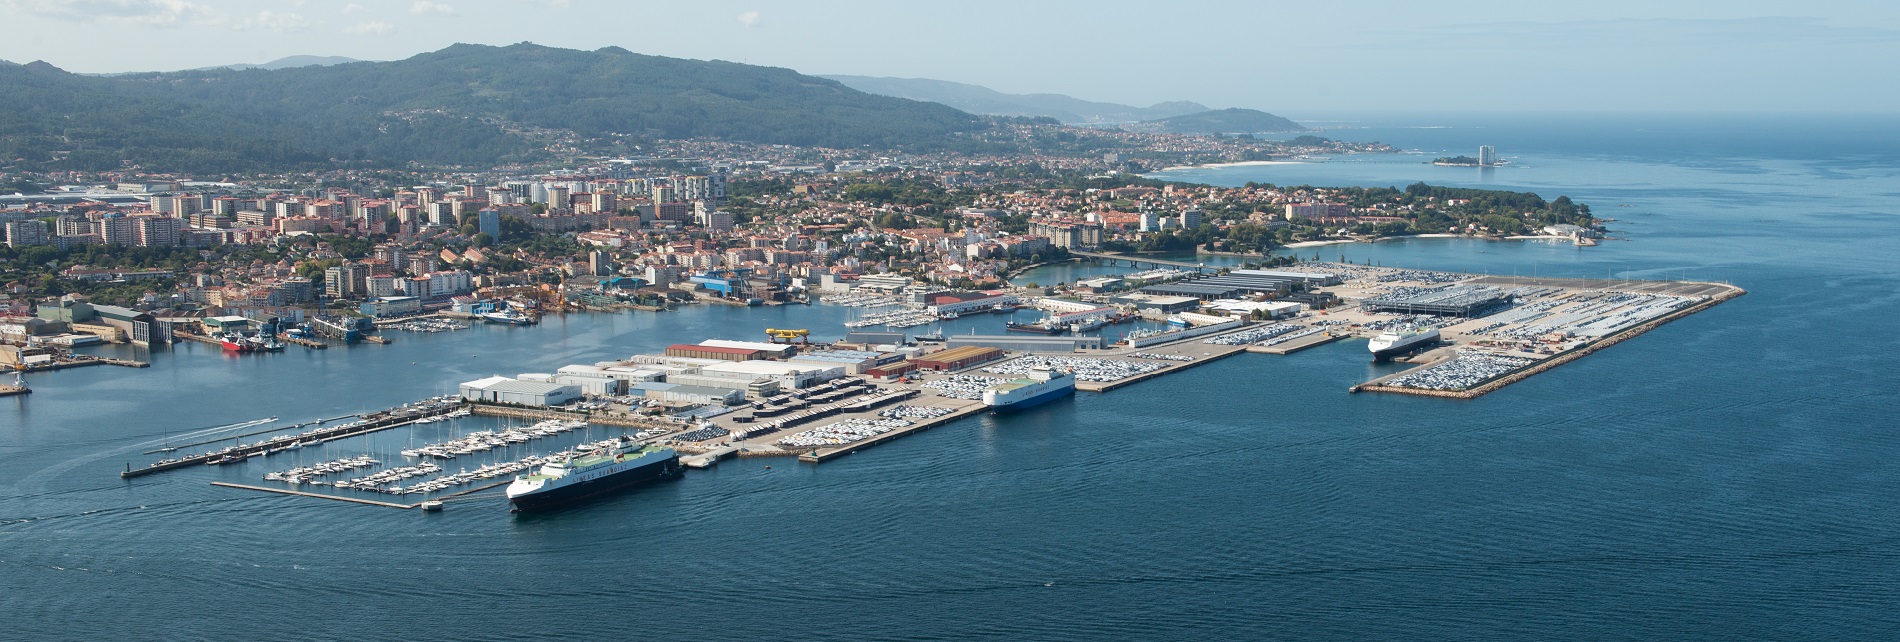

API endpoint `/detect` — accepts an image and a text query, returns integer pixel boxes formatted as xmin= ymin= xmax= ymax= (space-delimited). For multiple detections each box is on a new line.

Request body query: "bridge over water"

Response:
xmin=1068 ymin=251 xmax=1222 ymax=273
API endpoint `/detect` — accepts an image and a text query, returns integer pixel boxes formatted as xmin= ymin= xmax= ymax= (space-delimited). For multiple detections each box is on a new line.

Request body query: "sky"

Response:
xmin=1 ymin=0 xmax=1897 ymax=115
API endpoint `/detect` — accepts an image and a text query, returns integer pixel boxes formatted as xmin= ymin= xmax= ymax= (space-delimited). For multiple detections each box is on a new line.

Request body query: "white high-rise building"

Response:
xmin=1478 ymin=145 xmax=1496 ymax=166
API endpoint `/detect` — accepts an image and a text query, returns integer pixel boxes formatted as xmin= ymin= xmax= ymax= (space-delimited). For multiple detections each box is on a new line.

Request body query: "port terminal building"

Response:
xmin=460 ymin=376 xmax=583 ymax=407
xmin=911 ymin=346 xmax=1006 ymax=371
xmin=1363 ymin=285 xmax=1513 ymax=317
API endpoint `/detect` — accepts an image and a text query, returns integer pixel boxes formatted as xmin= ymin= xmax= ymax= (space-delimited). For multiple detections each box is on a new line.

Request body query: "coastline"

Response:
xmin=1283 ymin=233 xmax=1579 ymax=249
xmin=1154 ymin=159 xmax=1306 ymax=172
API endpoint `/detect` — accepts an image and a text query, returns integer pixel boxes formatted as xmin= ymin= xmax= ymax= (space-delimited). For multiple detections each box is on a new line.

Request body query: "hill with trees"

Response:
xmin=0 ymin=43 xmax=982 ymax=174
xmin=1130 ymin=108 xmax=1305 ymax=134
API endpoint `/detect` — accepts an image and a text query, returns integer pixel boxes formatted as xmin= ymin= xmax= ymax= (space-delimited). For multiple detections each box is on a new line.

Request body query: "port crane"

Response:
xmin=765 ymin=328 xmax=811 ymax=345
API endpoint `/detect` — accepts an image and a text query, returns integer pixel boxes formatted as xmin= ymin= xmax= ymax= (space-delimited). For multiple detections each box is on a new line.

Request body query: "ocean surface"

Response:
xmin=6 ymin=113 xmax=1900 ymax=640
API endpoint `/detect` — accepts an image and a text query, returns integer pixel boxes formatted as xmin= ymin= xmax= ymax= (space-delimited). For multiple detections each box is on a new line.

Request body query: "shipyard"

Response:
xmin=92 ymin=259 xmax=1742 ymax=513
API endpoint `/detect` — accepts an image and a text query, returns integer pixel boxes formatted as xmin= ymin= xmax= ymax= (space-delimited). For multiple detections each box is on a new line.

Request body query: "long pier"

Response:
xmin=210 ymin=482 xmax=417 ymax=509
xmin=1077 ymin=344 xmax=1250 ymax=393
xmin=121 ymin=403 xmax=460 ymax=478
xmin=798 ymin=401 xmax=989 ymax=464
xmin=142 ymin=414 xmax=360 ymax=455
xmin=1351 ymin=284 xmax=1747 ymax=399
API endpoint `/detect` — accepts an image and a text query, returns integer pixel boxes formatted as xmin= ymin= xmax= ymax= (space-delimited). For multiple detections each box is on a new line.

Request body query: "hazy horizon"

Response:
xmin=0 ymin=0 xmax=1894 ymax=115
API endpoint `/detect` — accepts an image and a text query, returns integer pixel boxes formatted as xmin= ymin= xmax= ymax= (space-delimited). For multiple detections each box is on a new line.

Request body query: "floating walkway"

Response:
xmin=121 ymin=403 xmax=460 ymax=478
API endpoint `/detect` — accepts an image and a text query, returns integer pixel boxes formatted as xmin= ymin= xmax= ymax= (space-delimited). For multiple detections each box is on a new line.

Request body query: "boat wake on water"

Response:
xmin=9 ymin=417 xmax=281 ymax=495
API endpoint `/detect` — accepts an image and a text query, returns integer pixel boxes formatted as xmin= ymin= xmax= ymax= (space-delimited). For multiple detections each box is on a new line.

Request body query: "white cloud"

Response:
xmin=410 ymin=0 xmax=452 ymax=15
xmin=233 ymin=10 xmax=308 ymax=32
xmin=341 ymin=2 xmax=363 ymax=13
xmin=343 ymin=19 xmax=395 ymax=35
xmin=547 ymin=0 xmax=569 ymax=7
xmin=736 ymin=9 xmax=760 ymax=28
xmin=2 ymin=0 xmax=224 ymax=27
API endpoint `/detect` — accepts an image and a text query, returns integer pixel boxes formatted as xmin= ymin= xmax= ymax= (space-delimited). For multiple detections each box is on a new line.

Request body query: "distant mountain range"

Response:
xmin=823 ymin=75 xmax=1211 ymax=124
xmin=0 ymin=43 xmax=980 ymax=173
xmin=1127 ymin=108 xmax=1306 ymax=134
xmin=217 ymin=55 xmax=363 ymax=71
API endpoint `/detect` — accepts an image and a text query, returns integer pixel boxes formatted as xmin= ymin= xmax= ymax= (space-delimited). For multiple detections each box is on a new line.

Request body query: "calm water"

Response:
xmin=7 ymin=114 xmax=1900 ymax=640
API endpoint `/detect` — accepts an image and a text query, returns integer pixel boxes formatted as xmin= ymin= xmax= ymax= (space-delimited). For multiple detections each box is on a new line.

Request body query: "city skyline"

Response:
xmin=0 ymin=0 xmax=1896 ymax=115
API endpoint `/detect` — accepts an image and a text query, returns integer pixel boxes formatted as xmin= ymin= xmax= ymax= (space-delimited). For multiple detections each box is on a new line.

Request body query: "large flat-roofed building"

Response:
xmin=459 ymin=376 xmax=582 ymax=407
xmin=1138 ymin=283 xmax=1244 ymax=301
xmin=1229 ymin=268 xmax=1342 ymax=287
xmin=702 ymin=360 xmax=844 ymax=388
xmin=844 ymin=330 xmax=907 ymax=346
xmin=946 ymin=335 xmax=1103 ymax=353
xmin=698 ymin=339 xmax=796 ymax=359
xmin=1110 ymin=293 xmax=1202 ymax=314
xmin=640 ymin=382 xmax=744 ymax=406
xmin=360 ymin=295 xmax=421 ymax=318
xmin=925 ymin=291 xmax=1017 ymax=315
xmin=789 ymin=349 xmax=903 ymax=375
xmin=90 ymin=304 xmax=165 ymax=346
xmin=665 ymin=343 xmax=763 ymax=361
xmin=1363 ymin=284 xmax=1512 ymax=317
xmin=912 ymin=345 xmax=1005 ymax=371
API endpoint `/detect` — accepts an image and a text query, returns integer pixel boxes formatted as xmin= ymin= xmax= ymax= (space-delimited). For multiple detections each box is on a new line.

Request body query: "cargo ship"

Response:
xmin=982 ymin=368 xmax=1075 ymax=412
xmin=505 ymin=437 xmax=682 ymax=511
xmin=1368 ymin=327 xmax=1440 ymax=359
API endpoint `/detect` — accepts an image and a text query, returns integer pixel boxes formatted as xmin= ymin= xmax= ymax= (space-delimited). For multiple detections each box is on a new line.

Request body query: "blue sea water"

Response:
xmin=5 ymin=113 xmax=1900 ymax=640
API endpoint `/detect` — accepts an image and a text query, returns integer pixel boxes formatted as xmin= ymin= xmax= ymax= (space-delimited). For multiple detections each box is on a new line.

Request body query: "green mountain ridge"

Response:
xmin=821 ymin=74 xmax=1209 ymax=124
xmin=0 ymin=43 xmax=982 ymax=174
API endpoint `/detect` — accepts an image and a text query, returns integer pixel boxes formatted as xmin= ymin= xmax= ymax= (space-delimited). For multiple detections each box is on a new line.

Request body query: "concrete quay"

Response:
xmin=1351 ymin=281 xmax=1747 ymax=399
xmin=1246 ymin=332 xmax=1344 ymax=355
xmin=797 ymin=402 xmax=989 ymax=464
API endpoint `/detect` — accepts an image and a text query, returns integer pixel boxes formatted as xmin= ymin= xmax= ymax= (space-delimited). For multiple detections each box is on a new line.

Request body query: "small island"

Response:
xmin=1433 ymin=145 xmax=1502 ymax=167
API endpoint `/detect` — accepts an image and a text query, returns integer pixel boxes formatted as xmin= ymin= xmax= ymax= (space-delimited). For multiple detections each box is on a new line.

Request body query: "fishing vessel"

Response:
xmin=218 ymin=333 xmax=253 ymax=352
xmin=505 ymin=437 xmax=682 ymax=511
xmin=1368 ymin=327 xmax=1440 ymax=359
xmin=981 ymin=368 xmax=1076 ymax=412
